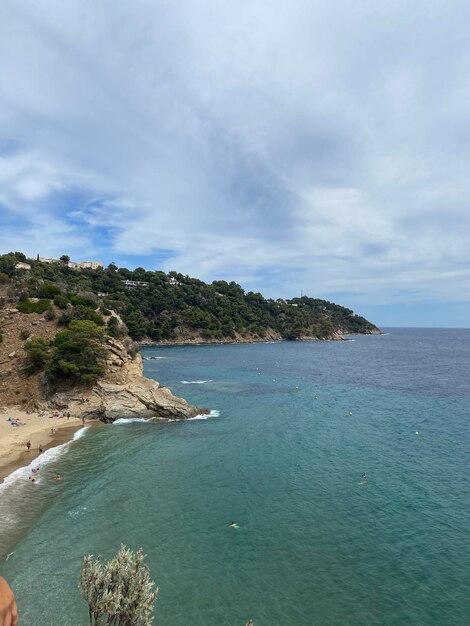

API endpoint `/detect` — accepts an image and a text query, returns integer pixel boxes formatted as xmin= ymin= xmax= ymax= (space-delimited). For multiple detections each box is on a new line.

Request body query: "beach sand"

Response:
xmin=0 ymin=407 xmax=87 ymax=481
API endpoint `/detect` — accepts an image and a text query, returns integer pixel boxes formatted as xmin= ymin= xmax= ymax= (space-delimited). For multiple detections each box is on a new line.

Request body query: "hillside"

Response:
xmin=0 ymin=252 xmax=380 ymax=345
xmin=0 ymin=258 xmax=205 ymax=419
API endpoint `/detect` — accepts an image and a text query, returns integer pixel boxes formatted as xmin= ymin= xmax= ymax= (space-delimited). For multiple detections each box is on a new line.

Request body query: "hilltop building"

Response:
xmin=37 ymin=256 xmax=103 ymax=270
xmin=123 ymin=280 xmax=150 ymax=289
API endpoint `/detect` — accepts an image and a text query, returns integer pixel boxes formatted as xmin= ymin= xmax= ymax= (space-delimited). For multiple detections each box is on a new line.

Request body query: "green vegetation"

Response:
xmin=0 ymin=251 xmax=379 ymax=344
xmin=17 ymin=299 xmax=51 ymax=314
xmin=79 ymin=544 xmax=157 ymax=626
xmin=47 ymin=320 xmax=107 ymax=384
xmin=24 ymin=337 xmax=51 ymax=372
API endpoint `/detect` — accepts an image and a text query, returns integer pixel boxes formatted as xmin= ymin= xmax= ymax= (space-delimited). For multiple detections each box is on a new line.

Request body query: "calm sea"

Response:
xmin=1 ymin=328 xmax=470 ymax=625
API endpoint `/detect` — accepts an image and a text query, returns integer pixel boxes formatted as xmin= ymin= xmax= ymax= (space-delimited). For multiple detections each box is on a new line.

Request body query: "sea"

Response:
xmin=1 ymin=328 xmax=470 ymax=625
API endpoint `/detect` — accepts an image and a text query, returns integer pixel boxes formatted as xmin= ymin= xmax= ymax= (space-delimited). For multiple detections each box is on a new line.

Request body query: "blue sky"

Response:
xmin=1 ymin=1 xmax=469 ymax=327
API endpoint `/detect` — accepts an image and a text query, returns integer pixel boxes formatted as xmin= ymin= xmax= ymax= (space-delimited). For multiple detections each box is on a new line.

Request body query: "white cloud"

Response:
xmin=0 ymin=0 xmax=469 ymax=313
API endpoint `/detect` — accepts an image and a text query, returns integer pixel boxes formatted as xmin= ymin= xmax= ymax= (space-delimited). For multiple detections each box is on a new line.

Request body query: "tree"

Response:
xmin=79 ymin=545 xmax=158 ymax=626
xmin=24 ymin=338 xmax=51 ymax=372
xmin=47 ymin=320 xmax=107 ymax=384
xmin=60 ymin=255 xmax=70 ymax=263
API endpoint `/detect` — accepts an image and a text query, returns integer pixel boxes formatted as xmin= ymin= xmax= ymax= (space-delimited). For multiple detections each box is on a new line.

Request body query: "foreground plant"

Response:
xmin=79 ymin=544 xmax=158 ymax=625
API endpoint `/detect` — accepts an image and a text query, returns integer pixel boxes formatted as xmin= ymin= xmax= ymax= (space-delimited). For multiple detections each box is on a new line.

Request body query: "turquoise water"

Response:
xmin=1 ymin=329 xmax=470 ymax=625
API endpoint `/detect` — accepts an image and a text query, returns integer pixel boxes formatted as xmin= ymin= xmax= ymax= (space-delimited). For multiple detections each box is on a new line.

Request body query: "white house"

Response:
xmin=15 ymin=262 xmax=31 ymax=270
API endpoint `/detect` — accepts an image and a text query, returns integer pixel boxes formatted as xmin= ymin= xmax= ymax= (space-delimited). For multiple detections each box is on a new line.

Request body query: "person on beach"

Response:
xmin=0 ymin=576 xmax=18 ymax=626
xmin=39 ymin=444 xmax=43 ymax=454
xmin=26 ymin=440 xmax=31 ymax=451
xmin=67 ymin=412 xmax=70 ymax=419
xmin=82 ymin=417 xmax=85 ymax=425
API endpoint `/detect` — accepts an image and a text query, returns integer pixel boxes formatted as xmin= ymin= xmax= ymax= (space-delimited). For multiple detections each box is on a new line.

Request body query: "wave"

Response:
xmin=188 ymin=409 xmax=220 ymax=420
xmin=143 ymin=356 xmax=168 ymax=360
xmin=180 ymin=380 xmax=213 ymax=384
xmin=0 ymin=426 xmax=90 ymax=492
xmin=113 ymin=417 xmax=149 ymax=425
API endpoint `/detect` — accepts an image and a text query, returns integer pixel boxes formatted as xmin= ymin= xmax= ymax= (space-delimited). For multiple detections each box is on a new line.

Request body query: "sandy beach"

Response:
xmin=0 ymin=406 xmax=86 ymax=481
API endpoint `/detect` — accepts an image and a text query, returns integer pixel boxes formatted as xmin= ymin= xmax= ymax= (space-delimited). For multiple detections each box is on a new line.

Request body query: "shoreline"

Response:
xmin=0 ymin=407 xmax=89 ymax=482
xmin=138 ymin=331 xmax=382 ymax=348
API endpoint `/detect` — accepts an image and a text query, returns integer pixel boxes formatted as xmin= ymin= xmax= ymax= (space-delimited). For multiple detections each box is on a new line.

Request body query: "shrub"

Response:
xmin=20 ymin=328 xmax=31 ymax=340
xmin=79 ymin=545 xmax=158 ymax=626
xmin=47 ymin=320 xmax=107 ymax=384
xmin=17 ymin=299 xmax=51 ymax=314
xmin=24 ymin=337 xmax=51 ymax=372
xmin=37 ymin=283 xmax=61 ymax=299
xmin=107 ymin=315 xmax=124 ymax=338
xmin=59 ymin=306 xmax=104 ymax=327
xmin=70 ymin=295 xmax=96 ymax=308
xmin=45 ymin=306 xmax=56 ymax=321
xmin=54 ymin=294 xmax=69 ymax=309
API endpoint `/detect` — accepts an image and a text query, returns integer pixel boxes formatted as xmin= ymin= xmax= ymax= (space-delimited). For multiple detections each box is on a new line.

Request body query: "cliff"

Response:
xmin=0 ymin=304 xmax=206 ymax=421
xmin=48 ymin=339 xmax=206 ymax=422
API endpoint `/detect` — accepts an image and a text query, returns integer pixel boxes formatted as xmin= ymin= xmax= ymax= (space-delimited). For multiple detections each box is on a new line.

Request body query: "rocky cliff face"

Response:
xmin=47 ymin=338 xmax=207 ymax=422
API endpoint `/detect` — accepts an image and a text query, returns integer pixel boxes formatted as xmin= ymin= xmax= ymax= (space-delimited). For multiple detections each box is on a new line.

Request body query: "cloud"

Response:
xmin=0 ymin=0 xmax=469 ymax=319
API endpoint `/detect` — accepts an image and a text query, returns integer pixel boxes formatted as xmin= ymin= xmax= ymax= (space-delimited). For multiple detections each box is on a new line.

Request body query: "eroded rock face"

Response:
xmin=47 ymin=341 xmax=207 ymax=422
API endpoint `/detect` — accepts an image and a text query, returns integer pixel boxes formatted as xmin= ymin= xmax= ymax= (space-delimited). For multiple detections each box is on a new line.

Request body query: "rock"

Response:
xmin=7 ymin=308 xmax=18 ymax=314
xmin=47 ymin=342 xmax=207 ymax=422
xmin=8 ymin=351 xmax=16 ymax=359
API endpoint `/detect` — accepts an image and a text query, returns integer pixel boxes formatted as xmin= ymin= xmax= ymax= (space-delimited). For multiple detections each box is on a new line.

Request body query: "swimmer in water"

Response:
xmin=229 ymin=521 xmax=238 ymax=528
xmin=360 ymin=473 xmax=368 ymax=483
xmin=55 ymin=474 xmax=61 ymax=481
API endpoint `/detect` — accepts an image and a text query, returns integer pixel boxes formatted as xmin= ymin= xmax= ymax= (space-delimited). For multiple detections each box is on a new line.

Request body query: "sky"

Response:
xmin=0 ymin=0 xmax=469 ymax=327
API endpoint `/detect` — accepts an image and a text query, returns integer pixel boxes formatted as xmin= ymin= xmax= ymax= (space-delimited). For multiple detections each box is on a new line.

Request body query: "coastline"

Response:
xmin=0 ymin=407 xmax=88 ymax=482
xmin=138 ymin=330 xmax=382 ymax=348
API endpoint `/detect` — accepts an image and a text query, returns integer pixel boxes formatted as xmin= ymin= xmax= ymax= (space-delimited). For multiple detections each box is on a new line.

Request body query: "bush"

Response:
xmin=20 ymin=328 xmax=31 ymax=340
xmin=37 ymin=283 xmax=61 ymax=299
xmin=47 ymin=320 xmax=107 ymax=384
xmin=107 ymin=315 xmax=125 ymax=338
xmin=59 ymin=306 xmax=104 ymax=327
xmin=24 ymin=337 xmax=51 ymax=372
xmin=79 ymin=545 xmax=157 ymax=626
xmin=70 ymin=295 xmax=97 ymax=308
xmin=54 ymin=294 xmax=69 ymax=309
xmin=45 ymin=306 xmax=56 ymax=321
xmin=17 ymin=299 xmax=51 ymax=314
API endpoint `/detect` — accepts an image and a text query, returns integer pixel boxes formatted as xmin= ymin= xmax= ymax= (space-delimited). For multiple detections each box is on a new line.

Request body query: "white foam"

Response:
xmin=0 ymin=426 xmax=90 ymax=492
xmin=113 ymin=417 xmax=149 ymax=425
xmin=73 ymin=426 xmax=90 ymax=440
xmin=187 ymin=409 xmax=220 ymax=420
xmin=180 ymin=380 xmax=213 ymax=384
xmin=143 ymin=356 xmax=168 ymax=360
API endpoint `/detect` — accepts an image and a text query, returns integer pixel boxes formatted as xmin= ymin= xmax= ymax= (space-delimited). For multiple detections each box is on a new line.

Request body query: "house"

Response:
xmin=123 ymin=280 xmax=150 ymax=289
xmin=38 ymin=256 xmax=60 ymax=264
xmin=67 ymin=261 xmax=81 ymax=270
xmin=15 ymin=262 xmax=31 ymax=270
xmin=168 ymin=277 xmax=179 ymax=286
xmin=79 ymin=261 xmax=104 ymax=270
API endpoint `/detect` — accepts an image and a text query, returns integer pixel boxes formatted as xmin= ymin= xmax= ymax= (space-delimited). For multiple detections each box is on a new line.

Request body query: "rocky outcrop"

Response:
xmin=46 ymin=339 xmax=207 ymax=422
